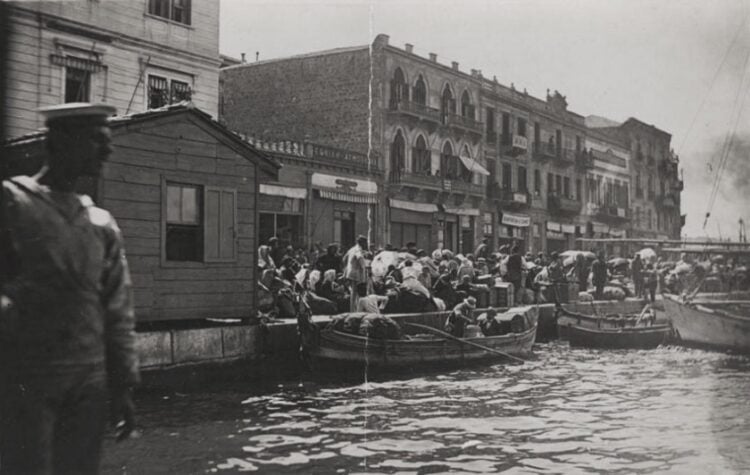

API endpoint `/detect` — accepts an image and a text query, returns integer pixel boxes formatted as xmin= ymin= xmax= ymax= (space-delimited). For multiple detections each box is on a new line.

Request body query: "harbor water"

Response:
xmin=102 ymin=342 xmax=750 ymax=474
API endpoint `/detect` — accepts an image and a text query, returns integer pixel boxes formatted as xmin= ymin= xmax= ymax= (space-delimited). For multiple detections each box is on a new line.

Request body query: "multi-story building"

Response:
xmin=221 ymin=34 xmax=490 ymax=253
xmin=481 ymin=81 xmax=592 ymax=254
xmin=4 ymin=0 xmax=220 ymax=138
xmin=221 ymin=33 xmax=681 ymax=253
xmin=591 ymin=118 xmax=682 ymax=240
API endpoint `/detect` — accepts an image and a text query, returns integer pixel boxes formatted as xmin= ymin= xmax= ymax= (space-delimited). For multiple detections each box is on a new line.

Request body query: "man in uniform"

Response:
xmin=1 ymin=103 xmax=139 ymax=474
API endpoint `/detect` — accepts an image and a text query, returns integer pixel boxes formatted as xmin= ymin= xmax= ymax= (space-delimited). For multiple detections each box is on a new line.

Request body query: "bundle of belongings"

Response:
xmin=327 ymin=312 xmax=403 ymax=340
xmin=475 ymin=309 xmax=532 ymax=337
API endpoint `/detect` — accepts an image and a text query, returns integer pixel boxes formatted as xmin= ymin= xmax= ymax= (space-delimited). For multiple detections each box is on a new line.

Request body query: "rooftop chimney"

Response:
xmin=429 ymin=52 xmax=437 ymax=62
xmin=240 ymin=53 xmax=246 ymax=63
xmin=405 ymin=43 xmax=413 ymax=53
xmin=452 ymin=61 xmax=459 ymax=71
xmin=255 ymin=51 xmax=259 ymax=62
xmin=374 ymin=34 xmax=390 ymax=48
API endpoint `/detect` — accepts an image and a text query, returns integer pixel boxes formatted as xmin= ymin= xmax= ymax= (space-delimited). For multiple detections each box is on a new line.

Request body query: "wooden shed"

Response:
xmin=4 ymin=104 xmax=280 ymax=323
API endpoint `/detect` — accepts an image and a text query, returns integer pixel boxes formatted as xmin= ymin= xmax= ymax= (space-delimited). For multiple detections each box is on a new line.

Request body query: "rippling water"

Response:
xmin=103 ymin=343 xmax=750 ymax=474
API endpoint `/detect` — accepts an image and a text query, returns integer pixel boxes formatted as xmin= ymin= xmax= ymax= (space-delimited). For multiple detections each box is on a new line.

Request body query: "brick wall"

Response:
xmin=220 ymin=47 xmax=372 ymax=155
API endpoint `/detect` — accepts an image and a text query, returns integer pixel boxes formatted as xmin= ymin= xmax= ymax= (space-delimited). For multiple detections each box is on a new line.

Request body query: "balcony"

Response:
xmin=389 ymin=169 xmax=443 ymax=192
xmin=446 ymin=178 xmax=485 ymax=197
xmin=576 ymin=151 xmax=594 ymax=170
xmin=588 ymin=203 xmax=631 ymax=223
xmin=672 ymin=179 xmax=684 ymax=192
xmin=656 ymin=192 xmax=678 ymax=209
xmin=532 ymin=141 xmax=557 ymax=161
xmin=499 ymin=134 xmax=528 ymax=157
xmin=389 ymin=100 xmax=441 ymax=125
xmin=490 ymin=184 xmax=531 ymax=210
xmin=659 ymin=158 xmax=679 ymax=177
xmin=548 ymin=194 xmax=582 ymax=215
xmin=558 ymin=148 xmax=577 ymax=167
xmin=444 ymin=113 xmax=483 ymax=136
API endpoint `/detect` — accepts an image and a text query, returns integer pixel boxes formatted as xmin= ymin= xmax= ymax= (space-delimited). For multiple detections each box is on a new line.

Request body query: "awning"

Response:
xmin=501 ymin=212 xmax=530 ymax=227
xmin=390 ymin=198 xmax=438 ymax=213
xmin=457 ymin=155 xmax=490 ymax=176
xmin=443 ymin=205 xmax=480 ymax=216
xmin=319 ymin=189 xmax=378 ymax=204
xmin=260 ymin=183 xmax=307 ymax=199
xmin=547 ymin=221 xmax=562 ymax=232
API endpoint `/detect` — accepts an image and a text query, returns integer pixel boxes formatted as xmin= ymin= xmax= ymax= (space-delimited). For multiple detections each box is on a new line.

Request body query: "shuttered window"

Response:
xmin=164 ymin=183 xmax=237 ymax=263
xmin=204 ymin=187 xmax=237 ymax=262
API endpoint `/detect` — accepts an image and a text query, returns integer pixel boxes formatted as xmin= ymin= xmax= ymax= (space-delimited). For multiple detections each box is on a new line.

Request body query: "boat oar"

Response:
xmin=402 ymin=322 xmax=527 ymax=364
xmin=634 ymin=304 xmax=651 ymax=326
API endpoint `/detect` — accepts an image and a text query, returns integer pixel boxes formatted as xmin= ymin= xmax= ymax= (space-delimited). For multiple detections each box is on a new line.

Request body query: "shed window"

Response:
xmin=165 ymin=183 xmax=237 ymax=262
xmin=166 ymin=184 xmax=202 ymax=262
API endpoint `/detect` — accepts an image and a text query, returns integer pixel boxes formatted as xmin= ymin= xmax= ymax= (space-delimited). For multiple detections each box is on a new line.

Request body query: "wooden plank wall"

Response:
xmin=105 ymin=114 xmax=257 ymax=322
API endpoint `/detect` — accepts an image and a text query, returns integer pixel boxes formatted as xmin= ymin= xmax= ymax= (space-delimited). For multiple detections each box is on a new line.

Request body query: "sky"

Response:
xmin=220 ymin=0 xmax=750 ymax=240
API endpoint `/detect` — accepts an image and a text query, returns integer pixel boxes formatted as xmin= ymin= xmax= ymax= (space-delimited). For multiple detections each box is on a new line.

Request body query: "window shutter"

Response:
xmin=204 ymin=187 xmax=237 ymax=262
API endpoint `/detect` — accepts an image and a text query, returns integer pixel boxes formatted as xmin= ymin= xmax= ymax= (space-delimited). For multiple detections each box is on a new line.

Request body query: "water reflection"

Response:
xmin=102 ymin=343 xmax=750 ymax=474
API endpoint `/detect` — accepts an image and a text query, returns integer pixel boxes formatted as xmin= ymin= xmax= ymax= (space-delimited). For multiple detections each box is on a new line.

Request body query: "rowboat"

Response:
xmin=556 ymin=304 xmax=671 ymax=349
xmin=567 ymin=323 xmax=672 ymax=349
xmin=662 ymin=294 xmax=750 ymax=354
xmin=298 ymin=306 xmax=538 ymax=371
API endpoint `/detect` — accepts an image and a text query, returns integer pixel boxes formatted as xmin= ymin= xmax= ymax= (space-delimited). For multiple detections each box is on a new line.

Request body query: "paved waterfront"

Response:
xmin=103 ymin=342 xmax=750 ymax=474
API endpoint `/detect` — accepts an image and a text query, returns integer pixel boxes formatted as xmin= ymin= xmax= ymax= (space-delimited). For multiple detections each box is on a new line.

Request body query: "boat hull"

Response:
xmin=663 ymin=295 xmax=750 ymax=354
xmin=302 ymin=306 xmax=538 ymax=370
xmin=567 ymin=324 xmax=672 ymax=349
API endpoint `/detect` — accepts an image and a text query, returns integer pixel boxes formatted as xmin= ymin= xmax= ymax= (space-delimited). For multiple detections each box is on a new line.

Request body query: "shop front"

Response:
xmin=310 ymin=173 xmax=378 ymax=250
xmin=443 ymin=205 xmax=481 ymax=255
xmin=258 ymin=183 xmax=307 ymax=247
xmin=546 ymin=221 xmax=567 ymax=254
xmin=497 ymin=211 xmax=531 ymax=252
xmin=389 ymin=199 xmax=438 ymax=251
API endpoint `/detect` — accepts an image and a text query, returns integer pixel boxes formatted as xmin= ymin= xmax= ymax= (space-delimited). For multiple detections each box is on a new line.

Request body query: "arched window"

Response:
xmin=390 ymin=68 xmax=408 ymax=108
xmin=413 ymin=75 xmax=427 ymax=105
xmin=441 ymin=141 xmax=458 ymax=179
xmin=461 ymin=90 xmax=475 ymax=120
xmin=412 ymin=135 xmax=431 ymax=175
xmin=441 ymin=85 xmax=455 ymax=124
xmin=390 ymin=130 xmax=406 ymax=178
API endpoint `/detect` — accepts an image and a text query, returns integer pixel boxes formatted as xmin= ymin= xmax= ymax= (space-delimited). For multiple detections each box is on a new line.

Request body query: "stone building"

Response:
xmin=4 ymin=0 xmax=220 ymax=138
xmin=221 ymin=34 xmax=490 ymax=253
xmin=220 ymin=33 xmax=682 ymax=253
xmin=591 ymin=118 xmax=683 ymax=240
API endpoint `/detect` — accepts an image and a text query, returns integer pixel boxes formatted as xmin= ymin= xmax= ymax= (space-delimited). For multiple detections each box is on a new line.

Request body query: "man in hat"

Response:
xmin=1 ymin=103 xmax=139 ymax=473
xmin=444 ymin=296 xmax=476 ymax=337
xmin=591 ymin=251 xmax=609 ymax=300
xmin=316 ymin=242 xmax=342 ymax=275
xmin=344 ymin=235 xmax=369 ymax=311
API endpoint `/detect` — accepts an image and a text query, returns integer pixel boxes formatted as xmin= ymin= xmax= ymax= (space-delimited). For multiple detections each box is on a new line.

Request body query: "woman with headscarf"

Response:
xmin=258 ymin=245 xmax=276 ymax=272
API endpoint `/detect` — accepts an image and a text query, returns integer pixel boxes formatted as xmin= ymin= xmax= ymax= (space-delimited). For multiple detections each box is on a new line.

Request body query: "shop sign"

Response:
xmin=501 ymin=212 xmax=530 ymax=227
xmin=561 ymin=224 xmax=576 ymax=234
xmin=311 ymin=173 xmax=377 ymax=194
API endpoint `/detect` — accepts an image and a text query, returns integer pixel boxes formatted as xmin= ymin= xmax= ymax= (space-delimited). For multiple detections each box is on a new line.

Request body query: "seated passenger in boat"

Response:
xmin=358 ymin=313 xmax=403 ymax=340
xmin=434 ymin=273 xmax=458 ymax=308
xmin=477 ymin=308 xmax=500 ymax=336
xmin=355 ymin=283 xmax=389 ymax=314
xmin=444 ymin=296 xmax=477 ymax=337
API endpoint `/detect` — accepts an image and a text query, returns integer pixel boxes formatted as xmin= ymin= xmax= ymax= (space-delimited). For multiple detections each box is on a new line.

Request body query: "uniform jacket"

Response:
xmin=1 ymin=176 xmax=139 ymax=388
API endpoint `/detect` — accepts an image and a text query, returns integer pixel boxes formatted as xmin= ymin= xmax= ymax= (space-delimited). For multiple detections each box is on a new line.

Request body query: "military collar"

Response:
xmin=9 ymin=176 xmax=93 ymax=222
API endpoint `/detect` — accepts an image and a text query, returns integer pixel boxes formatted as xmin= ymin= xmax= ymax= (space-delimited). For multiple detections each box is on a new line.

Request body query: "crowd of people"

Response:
xmin=257 ymin=236 xmax=750 ymax=325
xmin=257 ymin=235 xmax=750 ymax=340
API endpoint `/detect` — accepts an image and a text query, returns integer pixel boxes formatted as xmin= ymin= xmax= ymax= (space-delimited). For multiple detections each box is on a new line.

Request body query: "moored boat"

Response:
xmin=662 ymin=294 xmax=750 ymax=354
xmin=298 ymin=306 xmax=538 ymax=371
xmin=567 ymin=323 xmax=672 ymax=349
